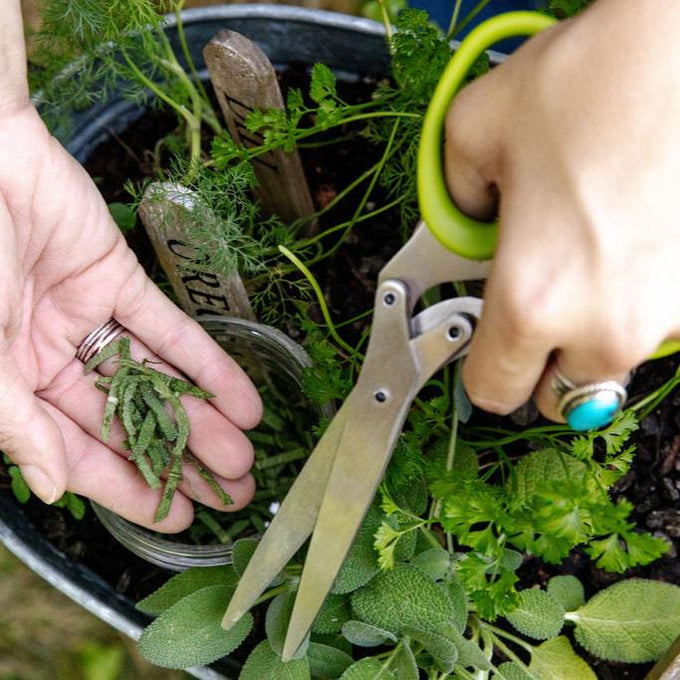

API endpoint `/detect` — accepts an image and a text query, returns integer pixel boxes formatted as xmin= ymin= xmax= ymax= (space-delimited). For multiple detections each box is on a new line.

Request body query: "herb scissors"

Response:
xmin=222 ymin=12 xmax=555 ymax=660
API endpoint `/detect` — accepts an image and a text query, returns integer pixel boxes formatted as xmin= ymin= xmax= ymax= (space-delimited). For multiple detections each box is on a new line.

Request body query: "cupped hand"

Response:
xmin=0 ymin=103 xmax=262 ymax=531
xmin=444 ymin=0 xmax=680 ymax=422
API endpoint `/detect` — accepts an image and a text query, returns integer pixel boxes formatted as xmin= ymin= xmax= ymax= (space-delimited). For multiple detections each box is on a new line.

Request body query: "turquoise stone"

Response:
xmin=566 ymin=394 xmax=620 ymax=431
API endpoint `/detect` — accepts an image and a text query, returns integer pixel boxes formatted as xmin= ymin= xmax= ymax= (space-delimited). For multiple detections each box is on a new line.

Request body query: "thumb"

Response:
xmin=0 ymin=354 xmax=67 ymax=504
xmin=443 ymin=71 xmax=505 ymax=221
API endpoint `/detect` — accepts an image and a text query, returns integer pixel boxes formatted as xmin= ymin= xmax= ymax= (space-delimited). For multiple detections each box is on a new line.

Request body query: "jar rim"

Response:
xmin=92 ymin=315 xmax=331 ymax=572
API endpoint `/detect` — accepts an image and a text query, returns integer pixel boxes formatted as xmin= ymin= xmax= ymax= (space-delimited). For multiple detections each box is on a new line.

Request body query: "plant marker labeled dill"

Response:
xmin=139 ymin=182 xmax=256 ymax=320
xmin=203 ymin=30 xmax=316 ymax=229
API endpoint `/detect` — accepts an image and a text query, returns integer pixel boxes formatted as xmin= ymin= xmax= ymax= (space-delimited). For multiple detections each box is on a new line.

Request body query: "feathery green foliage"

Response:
xmin=86 ymin=337 xmax=230 ymax=522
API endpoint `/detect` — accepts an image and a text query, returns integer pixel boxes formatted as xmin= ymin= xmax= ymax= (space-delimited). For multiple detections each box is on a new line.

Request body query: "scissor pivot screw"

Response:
xmin=374 ymin=390 xmax=389 ymax=403
xmin=382 ymin=292 xmax=396 ymax=306
xmin=448 ymin=325 xmax=462 ymax=340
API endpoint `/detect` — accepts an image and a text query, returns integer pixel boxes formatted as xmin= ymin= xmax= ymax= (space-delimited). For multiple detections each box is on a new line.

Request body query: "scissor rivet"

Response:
xmin=448 ymin=325 xmax=461 ymax=340
xmin=374 ymin=390 xmax=388 ymax=403
xmin=382 ymin=292 xmax=396 ymax=306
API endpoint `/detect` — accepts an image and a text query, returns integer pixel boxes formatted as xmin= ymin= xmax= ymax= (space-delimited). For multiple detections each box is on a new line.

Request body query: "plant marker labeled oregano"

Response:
xmin=203 ymin=30 xmax=315 ymax=228
xmin=139 ymin=181 xmax=256 ymax=320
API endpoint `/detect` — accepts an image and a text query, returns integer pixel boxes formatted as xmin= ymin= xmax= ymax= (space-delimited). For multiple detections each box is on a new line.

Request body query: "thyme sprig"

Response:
xmin=85 ymin=337 xmax=232 ymax=522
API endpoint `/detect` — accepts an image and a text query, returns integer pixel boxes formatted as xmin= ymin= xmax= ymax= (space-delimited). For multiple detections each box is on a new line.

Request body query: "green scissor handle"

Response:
xmin=417 ymin=11 xmax=556 ymax=261
xmin=418 ymin=11 xmax=680 ymax=359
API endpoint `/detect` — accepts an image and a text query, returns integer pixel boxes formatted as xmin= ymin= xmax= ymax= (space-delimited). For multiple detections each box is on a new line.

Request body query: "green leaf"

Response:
xmin=332 ymin=505 xmax=382 ymax=594
xmin=440 ymin=572 xmax=468 ymax=632
xmin=233 ymin=537 xmax=260 ymax=577
xmin=411 ymin=548 xmax=449 ymax=580
xmin=495 ymin=662 xmax=532 ymax=680
xmin=306 ymin=642 xmax=353 ymax=678
xmin=312 ymin=593 xmax=352 ymax=634
xmin=510 ymin=449 xmax=586 ymax=506
xmin=502 ymin=549 xmax=524 ymax=572
xmin=309 ymin=63 xmax=337 ymax=105
xmin=339 ymin=657 xmax=396 ymax=679
xmin=65 ymin=492 xmax=86 ymax=520
xmin=391 ymin=477 xmax=428 ymax=515
xmin=403 ymin=626 xmax=457 ymax=673
xmin=341 ymin=620 xmax=397 ymax=647
xmin=136 ymin=566 xmax=238 ymax=614
xmin=529 ymin=636 xmax=596 ymax=679
xmin=266 ymin=593 xmax=310 ymax=660
xmin=394 ymin=642 xmax=418 ymax=680
xmin=108 ymin=202 xmax=136 ymax=231
xmin=506 ymin=589 xmax=565 ymax=640
xmin=351 ymin=564 xmax=458 ymax=636
xmin=239 ymin=640 xmax=310 ymax=680
xmin=567 ymin=579 xmax=680 ymax=662
xmin=585 ymin=531 xmax=668 ymax=573
xmin=443 ymin=624 xmax=491 ymax=671
xmin=9 ymin=467 xmax=31 ymax=503
xmin=138 ymin=585 xmax=252 ymax=668
xmin=547 ymin=575 xmax=585 ymax=612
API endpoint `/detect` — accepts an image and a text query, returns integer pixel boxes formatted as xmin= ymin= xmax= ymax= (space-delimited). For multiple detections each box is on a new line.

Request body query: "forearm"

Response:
xmin=0 ymin=0 xmax=29 ymax=113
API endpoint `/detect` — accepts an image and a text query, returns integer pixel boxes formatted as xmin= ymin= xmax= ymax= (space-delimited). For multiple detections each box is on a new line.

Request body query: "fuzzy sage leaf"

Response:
xmin=239 ymin=640 xmax=310 ymax=680
xmin=506 ymin=589 xmax=565 ymax=641
xmin=137 ymin=566 xmax=239 ymax=615
xmin=138 ymin=585 xmax=252 ymax=668
xmin=565 ymin=579 xmax=680 ymax=663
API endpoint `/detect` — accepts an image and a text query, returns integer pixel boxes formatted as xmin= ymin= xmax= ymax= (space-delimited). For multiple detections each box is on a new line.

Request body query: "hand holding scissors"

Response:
xmin=222 ymin=9 xmax=674 ymax=659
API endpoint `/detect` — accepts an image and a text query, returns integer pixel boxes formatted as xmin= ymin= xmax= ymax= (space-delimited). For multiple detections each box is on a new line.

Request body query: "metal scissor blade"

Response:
xmin=281 ymin=377 xmax=417 ymax=660
xmin=222 ymin=405 xmax=348 ymax=629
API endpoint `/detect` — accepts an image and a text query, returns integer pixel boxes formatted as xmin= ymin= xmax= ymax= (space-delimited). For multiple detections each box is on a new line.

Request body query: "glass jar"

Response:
xmin=92 ymin=315 xmax=332 ymax=571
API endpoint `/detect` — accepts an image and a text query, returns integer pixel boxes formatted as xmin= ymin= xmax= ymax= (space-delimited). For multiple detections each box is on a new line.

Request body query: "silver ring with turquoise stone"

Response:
xmin=552 ymin=369 xmax=627 ymax=432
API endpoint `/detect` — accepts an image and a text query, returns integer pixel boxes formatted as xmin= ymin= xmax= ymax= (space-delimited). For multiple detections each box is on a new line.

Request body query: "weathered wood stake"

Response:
xmin=203 ymin=29 xmax=316 ymax=228
xmin=646 ymin=636 xmax=680 ymax=680
xmin=138 ymin=182 xmax=256 ymax=321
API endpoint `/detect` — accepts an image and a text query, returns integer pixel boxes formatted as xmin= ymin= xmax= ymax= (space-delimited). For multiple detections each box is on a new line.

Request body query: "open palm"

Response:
xmin=0 ymin=106 xmax=262 ymax=531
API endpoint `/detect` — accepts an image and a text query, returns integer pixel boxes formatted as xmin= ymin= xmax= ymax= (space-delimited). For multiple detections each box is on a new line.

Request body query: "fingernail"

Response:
xmin=20 ymin=465 xmax=59 ymax=504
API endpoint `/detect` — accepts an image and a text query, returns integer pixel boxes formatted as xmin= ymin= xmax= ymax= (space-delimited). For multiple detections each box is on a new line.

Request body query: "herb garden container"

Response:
xmin=0 ymin=6 xmax=393 ymax=679
xmin=92 ymin=315 xmax=333 ymax=572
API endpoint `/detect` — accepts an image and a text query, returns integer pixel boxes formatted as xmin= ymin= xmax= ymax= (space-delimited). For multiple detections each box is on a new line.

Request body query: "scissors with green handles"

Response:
xmin=222 ymin=11 xmax=660 ymax=659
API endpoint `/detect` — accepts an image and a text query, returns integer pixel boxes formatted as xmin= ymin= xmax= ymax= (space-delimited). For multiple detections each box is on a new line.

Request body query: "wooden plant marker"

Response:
xmin=646 ymin=635 xmax=680 ymax=680
xmin=138 ymin=182 xmax=256 ymax=321
xmin=203 ymin=30 xmax=316 ymax=229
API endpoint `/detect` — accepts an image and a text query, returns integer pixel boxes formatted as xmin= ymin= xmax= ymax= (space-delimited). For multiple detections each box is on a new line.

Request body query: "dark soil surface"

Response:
xmin=3 ymin=65 xmax=678 ymax=679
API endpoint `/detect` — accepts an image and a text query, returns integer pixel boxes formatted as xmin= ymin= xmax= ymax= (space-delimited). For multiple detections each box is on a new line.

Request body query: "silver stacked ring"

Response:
xmin=75 ymin=318 xmax=126 ymax=364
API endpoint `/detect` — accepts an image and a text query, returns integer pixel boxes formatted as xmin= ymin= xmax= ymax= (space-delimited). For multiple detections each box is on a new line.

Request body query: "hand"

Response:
xmin=0 ymin=91 xmax=262 ymax=531
xmin=444 ymin=0 xmax=680 ymax=422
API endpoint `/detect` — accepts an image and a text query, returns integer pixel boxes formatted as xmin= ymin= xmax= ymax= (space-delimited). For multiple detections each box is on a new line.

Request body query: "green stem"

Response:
xmin=450 ymin=0 xmax=493 ymax=40
xmin=278 ymin=246 xmax=360 ymax=360
xmin=308 ymin=118 xmax=401 ymax=265
xmin=298 ymin=158 xmax=388 ymax=236
xmin=630 ymin=370 xmax=680 ymax=418
xmin=447 ymin=0 xmax=465 ymax=39
xmin=480 ymin=622 xmax=536 ymax=657
xmin=293 ymin=195 xmax=405 ymax=257
xmin=121 ymin=49 xmax=195 ymax=127
xmin=173 ymin=4 xmax=218 ymax=127
xmin=241 ymin=108 xmax=419 ymax=164
xmin=377 ymin=0 xmax=394 ymax=42
xmin=158 ymin=53 xmax=204 ymax=169
xmin=253 ymin=583 xmax=293 ymax=607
